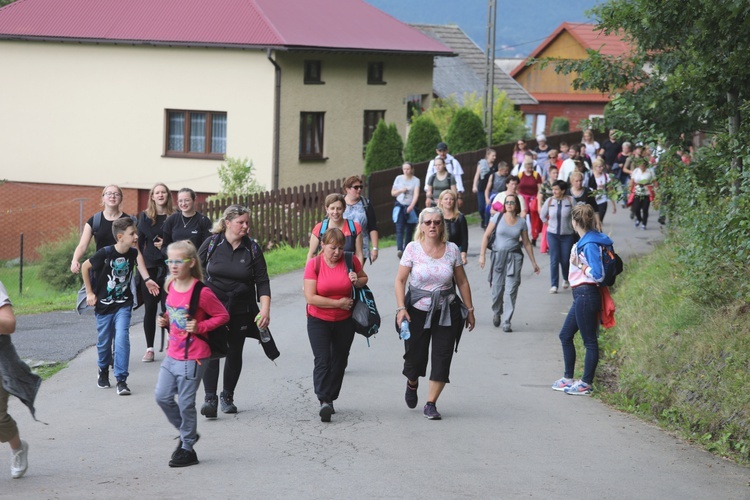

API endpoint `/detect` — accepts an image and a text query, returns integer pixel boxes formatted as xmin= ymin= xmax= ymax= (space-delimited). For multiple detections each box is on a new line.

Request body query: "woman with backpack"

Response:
xmin=307 ymin=193 xmax=364 ymax=266
xmin=540 ymin=180 xmax=575 ymax=294
xmin=303 ymin=228 xmax=368 ymax=422
xmin=343 ymin=175 xmax=379 ymax=265
xmin=551 ymin=204 xmax=613 ymax=396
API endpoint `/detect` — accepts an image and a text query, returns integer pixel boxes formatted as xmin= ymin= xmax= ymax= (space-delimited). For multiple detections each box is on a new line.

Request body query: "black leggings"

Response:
xmin=141 ymin=266 xmax=166 ymax=349
xmin=632 ymin=196 xmax=650 ymax=226
xmin=202 ymin=313 xmax=252 ymax=396
xmin=402 ymin=305 xmax=461 ymax=383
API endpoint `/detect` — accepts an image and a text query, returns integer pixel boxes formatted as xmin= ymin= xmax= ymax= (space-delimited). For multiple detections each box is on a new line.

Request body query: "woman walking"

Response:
xmin=308 ymin=194 xmax=364 ymax=266
xmin=425 ymin=157 xmax=457 ymax=208
xmin=395 ymin=207 xmax=475 ymax=420
xmin=540 ymin=180 xmax=575 ymax=293
xmin=343 ymin=175 xmax=379 ymax=265
xmin=137 ymin=183 xmax=175 ymax=362
xmin=588 ymin=158 xmax=617 ymax=224
xmin=391 ymin=162 xmax=420 ymax=257
xmin=303 ymin=228 xmax=368 ymax=422
xmin=161 ymin=188 xmax=213 ymax=252
xmin=479 ymin=193 xmax=540 ymax=331
xmin=629 ymin=158 xmax=656 ymax=230
xmin=551 ymin=204 xmax=612 ymax=395
xmin=438 ymin=190 xmax=468 ymax=265
xmin=198 ymin=205 xmax=271 ymax=417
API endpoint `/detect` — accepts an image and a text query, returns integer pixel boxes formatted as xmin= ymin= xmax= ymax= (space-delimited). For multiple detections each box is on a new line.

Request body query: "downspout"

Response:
xmin=267 ymin=49 xmax=281 ymax=190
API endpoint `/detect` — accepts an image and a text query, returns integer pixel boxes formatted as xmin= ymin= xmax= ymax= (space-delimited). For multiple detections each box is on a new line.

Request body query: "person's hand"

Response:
xmin=153 ymin=236 xmax=163 ymax=250
xmin=465 ymin=310 xmax=475 ymax=331
xmin=349 ymin=271 xmax=359 ymax=285
xmin=338 ymin=297 xmax=354 ymax=311
xmin=256 ymin=310 xmax=270 ymax=330
xmin=472 ymin=186 xmax=478 ymax=194
xmin=157 ymin=314 xmax=168 ymax=328
xmin=461 ymin=253 xmax=467 ymax=266
xmin=185 ymin=319 xmax=197 ymax=333
xmin=396 ymin=309 xmax=411 ymax=325
xmin=146 ymin=279 xmax=160 ymax=296
xmin=478 ymin=254 xmax=486 ymax=269
xmin=86 ymin=292 xmax=96 ymax=307
xmin=71 ymin=261 xmax=81 ymax=274
xmin=406 ymin=206 xmax=414 ymax=213
xmin=371 ymin=249 xmax=379 ymax=263
xmin=612 ymin=205 xmax=617 ymax=214
xmin=532 ymin=263 xmax=540 ymax=274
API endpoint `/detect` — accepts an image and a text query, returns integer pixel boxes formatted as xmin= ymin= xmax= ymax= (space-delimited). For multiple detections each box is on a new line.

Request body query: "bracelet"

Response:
xmin=372 ymin=247 xmax=379 ymax=251
xmin=396 ymin=306 xmax=406 ymax=312
xmin=467 ymin=307 xmax=474 ymax=312
xmin=144 ymin=277 xmax=153 ymax=283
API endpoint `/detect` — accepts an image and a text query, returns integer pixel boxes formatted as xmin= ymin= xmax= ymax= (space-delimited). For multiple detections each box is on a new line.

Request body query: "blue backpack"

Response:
xmin=599 ymin=243 xmax=624 ymax=287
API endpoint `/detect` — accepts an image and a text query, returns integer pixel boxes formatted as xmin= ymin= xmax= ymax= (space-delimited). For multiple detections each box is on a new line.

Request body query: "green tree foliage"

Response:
xmin=463 ymin=91 xmax=527 ymax=144
xmin=404 ymin=115 xmax=442 ymax=163
xmin=364 ymin=121 xmax=404 ymax=173
xmin=209 ymin=156 xmax=265 ymax=202
xmin=0 ymin=0 xmax=17 ymax=6
xmin=445 ymin=108 xmax=486 ymax=153
xmin=550 ymin=116 xmax=570 ymax=134
xmin=420 ymin=96 xmax=459 ymax=139
xmin=38 ymin=229 xmax=94 ymax=291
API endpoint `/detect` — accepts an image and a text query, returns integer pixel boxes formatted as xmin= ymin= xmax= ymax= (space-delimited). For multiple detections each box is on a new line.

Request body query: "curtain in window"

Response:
xmin=168 ymin=112 xmax=184 ymax=151
xmin=190 ymin=113 xmax=206 ymax=152
xmin=212 ymin=114 xmax=227 ymax=154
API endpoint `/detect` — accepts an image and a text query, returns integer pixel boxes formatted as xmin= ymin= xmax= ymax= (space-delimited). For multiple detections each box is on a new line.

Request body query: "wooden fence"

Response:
xmin=196 ymin=130 xmax=604 ymax=250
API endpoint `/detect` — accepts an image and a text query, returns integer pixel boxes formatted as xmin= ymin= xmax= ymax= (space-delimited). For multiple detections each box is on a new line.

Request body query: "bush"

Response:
xmin=404 ymin=116 xmax=442 ymax=162
xmin=463 ymin=90 xmax=527 ymax=145
xmin=209 ymin=156 xmax=265 ymax=202
xmin=445 ymin=108 xmax=486 ymax=153
xmin=550 ymin=117 xmax=570 ymax=134
xmin=37 ymin=228 xmax=93 ymax=291
xmin=364 ymin=121 xmax=404 ymax=173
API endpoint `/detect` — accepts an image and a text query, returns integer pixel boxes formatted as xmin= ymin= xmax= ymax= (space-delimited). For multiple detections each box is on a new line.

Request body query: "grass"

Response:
xmin=596 ymin=244 xmax=750 ymax=465
xmin=32 ymin=362 xmax=68 ymax=380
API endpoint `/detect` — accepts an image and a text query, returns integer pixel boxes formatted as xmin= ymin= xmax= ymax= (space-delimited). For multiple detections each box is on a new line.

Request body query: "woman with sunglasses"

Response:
xmin=197 ymin=205 xmax=271 ymax=418
xmin=343 ymin=176 xmax=379 ymax=265
xmin=308 ymin=193 xmax=364 ymax=266
xmin=479 ymin=193 xmax=540 ymax=332
xmin=395 ymin=207 xmax=475 ymax=420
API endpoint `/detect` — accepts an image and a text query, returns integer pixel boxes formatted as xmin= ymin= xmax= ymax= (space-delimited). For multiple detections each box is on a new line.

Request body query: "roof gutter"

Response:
xmin=0 ymin=34 xmax=288 ymax=51
xmin=266 ymin=48 xmax=281 ymax=191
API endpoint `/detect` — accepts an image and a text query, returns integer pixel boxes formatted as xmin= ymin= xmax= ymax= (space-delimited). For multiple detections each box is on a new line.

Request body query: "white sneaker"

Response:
xmin=562 ymin=280 xmax=570 ymax=289
xmin=549 ymin=286 xmax=558 ymax=294
xmin=11 ymin=439 xmax=28 ymax=479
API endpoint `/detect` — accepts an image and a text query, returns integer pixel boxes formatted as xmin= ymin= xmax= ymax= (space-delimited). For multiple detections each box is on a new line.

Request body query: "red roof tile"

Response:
xmin=0 ymin=0 xmax=452 ymax=54
xmin=532 ymin=93 xmax=610 ymax=103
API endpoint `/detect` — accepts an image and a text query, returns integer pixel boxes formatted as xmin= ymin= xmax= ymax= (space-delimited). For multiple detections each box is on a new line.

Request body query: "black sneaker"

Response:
xmin=169 ymin=447 xmax=199 ymax=468
xmin=319 ymin=402 xmax=333 ymax=422
xmin=423 ymin=402 xmax=441 ymax=420
xmin=220 ymin=391 xmax=237 ymax=414
xmin=97 ymin=368 xmax=110 ymax=389
xmin=405 ymin=381 xmax=418 ymax=409
xmin=172 ymin=434 xmax=200 ymax=460
xmin=116 ymin=381 xmax=131 ymax=396
xmin=201 ymin=395 xmax=218 ymax=419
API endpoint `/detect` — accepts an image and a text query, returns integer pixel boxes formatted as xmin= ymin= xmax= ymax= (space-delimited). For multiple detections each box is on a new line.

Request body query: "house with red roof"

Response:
xmin=510 ymin=22 xmax=633 ymax=135
xmin=0 ymin=0 xmax=451 ymax=259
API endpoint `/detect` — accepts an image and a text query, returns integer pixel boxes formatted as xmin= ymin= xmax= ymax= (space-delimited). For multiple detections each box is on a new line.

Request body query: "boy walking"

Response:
xmin=82 ymin=217 xmax=154 ymax=395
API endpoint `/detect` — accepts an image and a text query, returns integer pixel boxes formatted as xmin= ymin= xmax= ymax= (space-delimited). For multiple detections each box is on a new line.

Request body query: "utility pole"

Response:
xmin=484 ymin=0 xmax=497 ymax=147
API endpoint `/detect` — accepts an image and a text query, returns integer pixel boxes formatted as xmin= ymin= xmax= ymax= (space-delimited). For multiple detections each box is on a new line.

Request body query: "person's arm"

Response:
xmin=71 ymin=223 xmax=94 ymax=273
xmin=425 ymin=184 xmax=434 ymax=207
xmin=478 ymin=219 xmax=496 ymax=269
xmin=369 ymin=230 xmax=379 ymax=263
xmin=160 ymin=215 xmax=174 ymax=257
xmin=355 ymin=230 xmax=364 ymax=267
xmin=364 ymin=201 xmax=379 ymax=263
xmin=518 ymin=195 xmax=528 ymax=219
xmin=472 ymin=163 xmax=482 ymax=194
xmin=452 ymin=158 xmax=465 ymax=193
xmin=407 ymin=181 xmax=420 ymax=213
xmin=251 ymin=243 xmax=272 ymax=329
xmin=394 ymin=264 xmax=411 ymax=325
xmin=520 ymin=230 xmax=540 ymax=274
xmin=306 ymin=226 xmax=320 ymax=262
xmin=194 ymin=287 xmax=231 ymax=333
xmin=303 ymin=279 xmax=352 ymax=310
xmin=424 ymin=162 xmax=435 ymax=192
xmin=136 ymin=249 xmax=160 ymax=296
xmin=485 ymin=173 xmax=494 ymax=204
xmin=81 ymin=259 xmax=97 ymax=306
xmin=622 ymin=157 xmax=634 ymax=175
xmin=391 ymin=178 xmax=405 ymax=198
xmin=459 ymin=215 xmax=469 ymax=265
xmin=452 ymin=264 xmax=475 ymax=331
xmin=350 ymin=257 xmax=369 ymax=288
xmin=540 ymin=197 xmax=550 ymax=221
xmin=0 ymin=303 xmax=16 ymax=335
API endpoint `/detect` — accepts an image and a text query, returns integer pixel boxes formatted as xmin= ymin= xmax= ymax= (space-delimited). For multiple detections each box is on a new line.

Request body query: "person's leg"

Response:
xmin=141 ymin=267 xmax=161 ymax=351
xmin=558 ymin=297 xmax=579 ymax=379
xmin=477 ymin=192 xmax=487 ymax=228
xmin=395 ymin=206 xmax=405 ymax=251
xmin=576 ymin=287 xmax=601 ymax=385
xmin=597 ymin=202 xmax=608 ymax=224
xmin=632 ymin=197 xmax=643 ymax=224
xmin=0 ymin=383 xmax=19 ymax=447
xmin=221 ymin=314 xmax=250 ymax=394
xmin=95 ymin=312 xmax=115 ymax=372
xmin=307 ymin=316 xmax=334 ymax=403
xmin=202 ymin=360 xmax=220 ymax=395
xmin=154 ymin=356 xmax=181 ymax=430
xmin=327 ymin=318 xmax=356 ymax=402
xmin=560 ymin=234 xmax=575 ymax=282
xmin=402 ymin=308 xmax=431 ymax=384
xmin=548 ymin=232 xmax=561 ymax=289
xmin=405 ymin=223 xmax=417 ymax=246
xmin=112 ymin=306 xmax=132 ymax=383
xmin=529 ymin=197 xmax=542 ymax=240
xmin=490 ymin=256 xmax=506 ymax=321
xmin=176 ymin=359 xmax=208 ymax=450
xmin=427 ymin=310 xmax=460 ymax=400
xmin=641 ymin=198 xmax=651 ymax=227
xmin=502 ymin=254 xmax=523 ymax=329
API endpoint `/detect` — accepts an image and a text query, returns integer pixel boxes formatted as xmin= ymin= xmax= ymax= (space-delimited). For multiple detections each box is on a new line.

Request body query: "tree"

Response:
xmin=364 ymin=121 xmax=404 ymax=173
xmin=464 ymin=90 xmax=527 ymax=144
xmin=404 ymin=116 xmax=442 ymax=162
xmin=209 ymin=156 xmax=265 ymax=201
xmin=0 ymin=0 xmax=17 ymax=6
xmin=445 ymin=108 xmax=486 ymax=153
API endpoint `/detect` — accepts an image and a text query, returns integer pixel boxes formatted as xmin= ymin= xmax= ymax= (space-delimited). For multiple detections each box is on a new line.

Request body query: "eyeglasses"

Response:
xmin=422 ymin=219 xmax=441 ymax=226
xmin=164 ymin=259 xmax=192 ymax=265
xmin=103 ymin=192 xmax=121 ymax=198
xmin=505 ymin=200 xmax=517 ymax=205
xmin=350 ymin=185 xmax=363 ymax=190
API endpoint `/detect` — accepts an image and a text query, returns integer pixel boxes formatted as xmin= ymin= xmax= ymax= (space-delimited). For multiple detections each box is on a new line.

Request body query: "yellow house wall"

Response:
xmin=0 ymin=42 xmax=275 ymax=193
xmin=275 ymin=52 xmax=433 ymax=188
xmin=515 ymin=31 xmax=590 ymax=94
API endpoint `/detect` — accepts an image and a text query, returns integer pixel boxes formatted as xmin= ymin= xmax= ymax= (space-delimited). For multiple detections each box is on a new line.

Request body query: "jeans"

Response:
xmin=477 ymin=191 xmax=488 ymax=227
xmin=547 ymin=232 xmax=574 ymax=288
xmin=96 ymin=306 xmax=132 ymax=381
xmin=155 ymin=355 xmax=208 ymax=451
xmin=559 ymin=285 xmax=601 ymax=384
xmin=307 ymin=316 xmax=355 ymax=403
xmin=394 ymin=204 xmax=417 ymax=252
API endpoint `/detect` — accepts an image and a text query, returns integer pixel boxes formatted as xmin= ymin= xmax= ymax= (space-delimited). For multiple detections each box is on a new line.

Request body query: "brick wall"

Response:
xmin=520 ymin=102 xmax=607 ymax=134
xmin=0 ymin=182 xmax=138 ymax=261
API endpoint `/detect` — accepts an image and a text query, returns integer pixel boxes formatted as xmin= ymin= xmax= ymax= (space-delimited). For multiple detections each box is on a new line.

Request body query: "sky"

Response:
xmin=364 ymin=0 xmax=601 ymax=58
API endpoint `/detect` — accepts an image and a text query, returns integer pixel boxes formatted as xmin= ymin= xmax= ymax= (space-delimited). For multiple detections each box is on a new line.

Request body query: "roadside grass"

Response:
xmin=33 ymin=362 xmax=68 ymax=380
xmin=595 ymin=244 xmax=750 ymax=465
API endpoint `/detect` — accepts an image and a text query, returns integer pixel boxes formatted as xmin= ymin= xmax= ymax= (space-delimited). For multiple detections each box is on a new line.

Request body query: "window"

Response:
xmin=367 ymin=62 xmax=385 ymax=84
xmin=300 ymin=112 xmax=325 ymax=160
xmin=304 ymin=60 xmax=323 ymax=84
xmin=524 ymin=113 xmax=547 ymax=136
xmin=165 ymin=110 xmax=226 ymax=159
xmin=363 ymin=110 xmax=385 ymax=150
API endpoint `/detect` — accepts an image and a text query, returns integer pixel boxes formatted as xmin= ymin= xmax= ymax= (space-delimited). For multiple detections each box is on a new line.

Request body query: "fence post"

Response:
xmin=19 ymin=232 xmax=24 ymax=296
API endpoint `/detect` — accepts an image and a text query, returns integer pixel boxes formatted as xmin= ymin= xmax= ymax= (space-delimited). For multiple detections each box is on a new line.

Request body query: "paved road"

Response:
xmin=5 ymin=208 xmax=749 ymax=498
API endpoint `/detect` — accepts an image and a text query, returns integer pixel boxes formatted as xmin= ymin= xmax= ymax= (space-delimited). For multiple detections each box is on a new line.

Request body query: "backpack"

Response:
xmin=583 ymin=242 xmax=623 ymax=287
xmin=343 ymin=252 xmax=381 ymax=340
xmin=476 ymin=160 xmax=497 ymax=193
xmin=75 ymin=245 xmax=141 ymax=314
xmin=187 ymin=281 xmax=230 ymax=360
xmin=317 ymin=218 xmax=358 ymax=254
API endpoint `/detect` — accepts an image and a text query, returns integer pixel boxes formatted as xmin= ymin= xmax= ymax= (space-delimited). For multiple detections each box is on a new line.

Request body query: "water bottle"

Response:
xmin=399 ymin=320 xmax=411 ymax=340
xmin=256 ymin=313 xmax=271 ymax=343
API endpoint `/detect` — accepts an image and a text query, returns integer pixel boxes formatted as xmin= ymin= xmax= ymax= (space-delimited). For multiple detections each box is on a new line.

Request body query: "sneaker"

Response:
xmin=172 ymin=434 xmax=200 ymax=460
xmin=531 ymin=238 xmax=537 ymax=247
xmin=405 ymin=381 xmax=418 ymax=409
xmin=502 ymin=325 xmax=512 ymax=333
xmin=397 ymin=250 xmax=403 ymax=259
xmin=492 ymin=314 xmax=501 ymax=327
xmin=630 ymin=212 xmax=635 ymax=220
xmin=10 ymin=440 xmax=28 ymax=479
xmin=116 ymin=381 xmax=131 ymax=396
xmin=564 ymin=380 xmax=592 ymax=396
xmin=201 ymin=395 xmax=218 ymax=419
xmin=551 ymin=377 xmax=574 ymax=392
xmin=97 ymin=368 xmax=110 ymax=389
xmin=562 ymin=280 xmax=570 ymax=289
xmin=169 ymin=447 xmax=199 ymax=468
xmin=142 ymin=349 xmax=154 ymax=362
xmin=423 ymin=402 xmax=441 ymax=420
xmin=549 ymin=286 xmax=558 ymax=294
xmin=220 ymin=391 xmax=237 ymax=414
xmin=641 ymin=225 xmax=647 ymax=231
xmin=635 ymin=221 xmax=640 ymax=228
xmin=319 ymin=402 xmax=333 ymax=422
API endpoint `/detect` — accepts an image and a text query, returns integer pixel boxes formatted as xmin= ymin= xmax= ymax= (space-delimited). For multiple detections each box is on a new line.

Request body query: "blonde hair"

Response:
xmin=164 ymin=240 xmax=203 ymax=290
xmin=592 ymin=157 xmax=605 ymax=170
xmin=211 ymin=204 xmax=250 ymax=234
xmin=437 ymin=190 xmax=459 ymax=217
xmin=100 ymin=185 xmax=123 ymax=208
xmin=569 ymin=170 xmax=584 ymax=182
xmin=572 ymin=204 xmax=596 ymax=232
xmin=146 ymin=183 xmax=175 ymax=225
xmin=414 ymin=207 xmax=447 ymax=243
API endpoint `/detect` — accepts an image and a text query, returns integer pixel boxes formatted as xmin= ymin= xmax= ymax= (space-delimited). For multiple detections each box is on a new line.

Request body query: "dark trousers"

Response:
xmin=307 ymin=316 xmax=355 ymax=404
xmin=477 ymin=191 xmax=488 ymax=227
xmin=596 ymin=202 xmax=608 ymax=224
xmin=547 ymin=232 xmax=574 ymax=289
xmin=402 ymin=306 xmax=459 ymax=383
xmin=632 ymin=196 xmax=650 ymax=226
xmin=140 ymin=265 xmax=166 ymax=349
xmin=202 ymin=313 xmax=251 ymax=396
xmin=559 ymin=285 xmax=601 ymax=384
xmin=395 ymin=204 xmax=417 ymax=252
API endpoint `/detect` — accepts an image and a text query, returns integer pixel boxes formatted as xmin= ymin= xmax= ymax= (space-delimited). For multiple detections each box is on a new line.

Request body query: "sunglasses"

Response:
xmin=422 ymin=219 xmax=441 ymax=226
xmin=350 ymin=185 xmax=363 ymax=190
xmin=164 ymin=259 xmax=192 ymax=266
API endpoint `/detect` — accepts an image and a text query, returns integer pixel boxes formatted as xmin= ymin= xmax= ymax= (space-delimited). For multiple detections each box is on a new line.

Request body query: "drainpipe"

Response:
xmin=266 ymin=49 xmax=282 ymax=190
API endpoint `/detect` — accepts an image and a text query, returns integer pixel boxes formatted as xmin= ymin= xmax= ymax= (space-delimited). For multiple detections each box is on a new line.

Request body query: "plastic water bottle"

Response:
xmin=256 ymin=313 xmax=271 ymax=343
xmin=399 ymin=320 xmax=411 ymax=340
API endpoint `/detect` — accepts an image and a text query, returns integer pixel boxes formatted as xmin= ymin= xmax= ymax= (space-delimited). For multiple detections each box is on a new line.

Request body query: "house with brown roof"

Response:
xmin=0 ymin=0 xmax=451 ymax=259
xmin=411 ymin=24 xmax=536 ymax=107
xmin=510 ymin=22 xmax=632 ymax=135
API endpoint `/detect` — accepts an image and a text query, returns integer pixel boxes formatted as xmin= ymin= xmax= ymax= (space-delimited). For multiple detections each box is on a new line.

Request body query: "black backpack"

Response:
xmin=343 ymin=252 xmax=381 ymax=339
xmin=595 ymin=243 xmax=624 ymax=287
xmin=187 ymin=281 xmax=230 ymax=360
